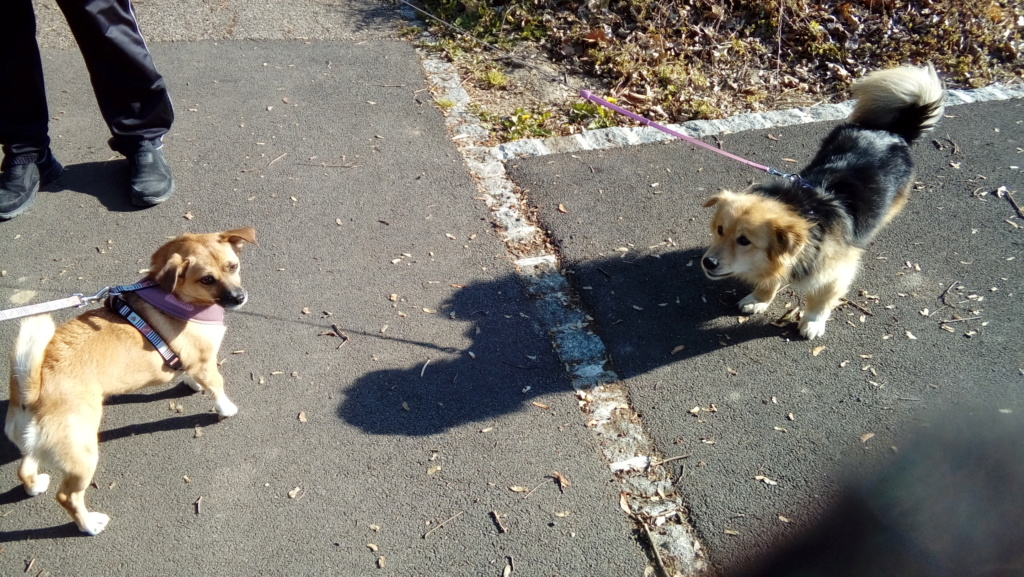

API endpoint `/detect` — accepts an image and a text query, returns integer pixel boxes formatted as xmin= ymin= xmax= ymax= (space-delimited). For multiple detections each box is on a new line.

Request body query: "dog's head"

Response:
xmin=148 ymin=228 xmax=257 ymax=309
xmin=701 ymin=190 xmax=811 ymax=282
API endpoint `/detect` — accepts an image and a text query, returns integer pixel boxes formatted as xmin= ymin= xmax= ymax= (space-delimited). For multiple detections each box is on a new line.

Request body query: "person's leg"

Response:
xmin=0 ymin=0 xmax=64 ymax=220
xmin=55 ymin=0 xmax=175 ymax=206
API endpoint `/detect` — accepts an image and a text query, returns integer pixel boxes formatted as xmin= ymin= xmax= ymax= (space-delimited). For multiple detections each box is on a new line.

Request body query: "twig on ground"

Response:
xmin=267 ymin=153 xmax=288 ymax=168
xmin=490 ymin=511 xmax=508 ymax=533
xmin=650 ymin=454 xmax=692 ymax=468
xmin=330 ymin=324 xmax=350 ymax=348
xmin=1006 ymin=191 xmax=1024 ymax=219
xmin=839 ymin=298 xmax=874 ymax=316
xmin=632 ymin=513 xmax=671 ymax=577
xmin=423 ymin=511 xmax=464 ymax=539
xmin=939 ymin=316 xmax=982 ymax=323
xmin=939 ymin=280 xmax=960 ymax=308
xmin=524 ymin=480 xmax=548 ymax=499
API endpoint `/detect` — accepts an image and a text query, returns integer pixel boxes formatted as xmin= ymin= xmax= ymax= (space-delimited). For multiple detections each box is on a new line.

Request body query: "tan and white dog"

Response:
xmin=702 ymin=65 xmax=944 ymax=339
xmin=5 ymin=228 xmax=256 ymax=534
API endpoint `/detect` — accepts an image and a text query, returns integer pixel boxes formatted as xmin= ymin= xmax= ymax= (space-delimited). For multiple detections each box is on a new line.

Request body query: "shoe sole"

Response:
xmin=0 ymin=187 xmax=37 ymax=221
xmin=131 ymin=180 xmax=175 ymax=208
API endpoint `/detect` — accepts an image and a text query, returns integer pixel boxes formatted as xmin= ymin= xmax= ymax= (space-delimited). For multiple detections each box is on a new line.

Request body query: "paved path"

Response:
xmin=1 ymin=1 xmax=1022 ymax=576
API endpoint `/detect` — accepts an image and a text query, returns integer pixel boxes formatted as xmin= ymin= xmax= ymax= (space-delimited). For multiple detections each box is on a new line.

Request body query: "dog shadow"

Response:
xmin=44 ymin=160 xmax=137 ymax=213
xmin=567 ymin=247 xmax=794 ymax=378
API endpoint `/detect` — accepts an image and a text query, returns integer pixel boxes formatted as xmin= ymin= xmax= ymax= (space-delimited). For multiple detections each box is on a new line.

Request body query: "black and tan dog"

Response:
xmin=702 ymin=65 xmax=944 ymax=339
xmin=5 ymin=228 xmax=256 ymax=534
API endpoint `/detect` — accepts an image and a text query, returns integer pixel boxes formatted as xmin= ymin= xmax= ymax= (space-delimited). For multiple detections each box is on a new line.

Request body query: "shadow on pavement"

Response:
xmin=567 ymin=247 xmax=794 ymax=378
xmin=48 ymin=161 xmax=136 ymax=213
xmin=336 ymin=247 xmax=794 ymax=435
xmin=337 ymin=276 xmax=568 ymax=436
xmin=0 ymin=522 xmax=84 ymax=543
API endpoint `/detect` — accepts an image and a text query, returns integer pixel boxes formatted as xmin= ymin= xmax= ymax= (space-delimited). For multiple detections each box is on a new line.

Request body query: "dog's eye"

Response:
xmin=227 ymin=263 xmax=239 ymax=273
xmin=736 ymin=235 xmax=751 ymax=246
xmin=200 ymin=275 xmax=216 ymax=285
xmin=717 ymin=225 xmax=724 ymax=236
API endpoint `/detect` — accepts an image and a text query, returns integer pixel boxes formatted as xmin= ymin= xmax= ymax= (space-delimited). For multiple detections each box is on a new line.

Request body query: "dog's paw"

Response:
xmin=25 ymin=473 xmax=50 ymax=496
xmin=739 ymin=293 xmax=771 ymax=314
xmin=799 ymin=316 xmax=828 ymax=340
xmin=215 ymin=398 xmax=239 ymax=418
xmin=78 ymin=512 xmax=111 ymax=536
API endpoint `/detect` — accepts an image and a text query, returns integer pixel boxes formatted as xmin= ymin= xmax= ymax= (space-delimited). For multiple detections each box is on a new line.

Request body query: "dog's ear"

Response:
xmin=220 ymin=228 xmax=258 ymax=253
xmin=703 ymin=190 xmax=735 ymax=208
xmin=771 ymin=220 xmax=810 ymax=258
xmin=153 ymin=253 xmax=190 ymax=293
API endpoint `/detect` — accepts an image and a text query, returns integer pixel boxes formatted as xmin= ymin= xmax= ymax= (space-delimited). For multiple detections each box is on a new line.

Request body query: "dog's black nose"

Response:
xmin=220 ymin=288 xmax=247 ymax=308
xmin=702 ymin=256 xmax=718 ymax=270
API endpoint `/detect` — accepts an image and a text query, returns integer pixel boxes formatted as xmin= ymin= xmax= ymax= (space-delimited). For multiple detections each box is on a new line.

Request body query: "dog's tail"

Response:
xmin=10 ymin=314 xmax=56 ymax=407
xmin=849 ymin=64 xmax=945 ymax=144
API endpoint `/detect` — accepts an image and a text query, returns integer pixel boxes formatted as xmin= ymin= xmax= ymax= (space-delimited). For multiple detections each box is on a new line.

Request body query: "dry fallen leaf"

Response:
xmin=426 ymin=465 xmax=441 ymax=475
xmin=288 ymin=487 xmax=302 ymax=499
xmin=812 ymin=345 xmax=826 ymax=356
xmin=778 ymin=515 xmax=791 ymax=523
xmin=183 ymin=212 xmax=194 ymax=220
xmin=554 ymin=511 xmax=571 ymax=518
xmin=531 ymin=401 xmax=551 ymax=410
xmin=860 ymin=433 xmax=876 ymax=443
xmin=551 ymin=471 xmax=571 ymax=491
xmin=724 ymin=529 xmax=741 ymax=536
xmin=671 ymin=345 xmax=686 ymax=355
xmin=367 ymin=543 xmax=378 ymax=552
xmin=618 ymin=492 xmax=632 ymax=515
xmin=509 ymin=486 xmax=530 ymax=493
xmin=557 ymin=203 xmax=568 ymax=213
xmin=377 ymin=556 xmax=385 ymax=568
xmin=298 ymin=412 xmax=307 ymax=423
xmin=755 ymin=475 xmax=778 ymax=486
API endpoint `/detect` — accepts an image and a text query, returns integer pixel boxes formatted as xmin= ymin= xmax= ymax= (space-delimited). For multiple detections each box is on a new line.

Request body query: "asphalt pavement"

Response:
xmin=1 ymin=1 xmax=1022 ymax=576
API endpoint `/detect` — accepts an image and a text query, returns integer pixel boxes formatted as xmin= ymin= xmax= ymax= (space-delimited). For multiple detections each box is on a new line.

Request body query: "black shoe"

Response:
xmin=129 ymin=140 xmax=174 ymax=207
xmin=0 ymin=149 xmax=63 ymax=221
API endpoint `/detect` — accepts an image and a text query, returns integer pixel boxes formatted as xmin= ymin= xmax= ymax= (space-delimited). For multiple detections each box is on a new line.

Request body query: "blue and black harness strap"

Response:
xmin=107 ymin=285 xmax=183 ymax=371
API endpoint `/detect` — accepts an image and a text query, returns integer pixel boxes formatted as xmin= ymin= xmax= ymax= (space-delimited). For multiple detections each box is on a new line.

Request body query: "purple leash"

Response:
xmin=577 ymin=90 xmax=773 ymax=173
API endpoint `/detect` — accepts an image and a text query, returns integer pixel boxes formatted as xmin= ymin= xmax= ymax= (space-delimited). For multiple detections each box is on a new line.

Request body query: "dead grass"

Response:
xmin=411 ymin=0 xmax=1023 ymax=141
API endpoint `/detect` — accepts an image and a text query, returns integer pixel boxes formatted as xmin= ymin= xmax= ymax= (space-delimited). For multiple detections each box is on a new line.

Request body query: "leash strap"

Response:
xmin=578 ymin=90 xmax=774 ymax=173
xmin=108 ymin=294 xmax=183 ymax=370
xmin=0 ymin=280 xmax=159 ymax=323
xmin=0 ymin=295 xmax=87 ymax=321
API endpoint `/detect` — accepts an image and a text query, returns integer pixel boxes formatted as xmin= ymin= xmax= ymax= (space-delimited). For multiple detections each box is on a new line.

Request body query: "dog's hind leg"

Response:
xmin=18 ymin=454 xmax=51 ymax=496
xmin=55 ymin=443 xmax=109 ymax=535
xmin=882 ymin=180 xmax=912 ymax=226
xmin=4 ymin=407 xmax=51 ymax=496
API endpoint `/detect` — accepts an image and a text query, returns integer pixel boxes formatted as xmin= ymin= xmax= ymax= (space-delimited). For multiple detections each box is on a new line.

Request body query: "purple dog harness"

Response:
xmin=106 ymin=280 xmax=225 ymax=370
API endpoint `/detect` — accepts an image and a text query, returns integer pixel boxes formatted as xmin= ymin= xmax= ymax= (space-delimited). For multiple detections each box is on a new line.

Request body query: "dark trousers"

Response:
xmin=0 ymin=0 xmax=174 ymax=162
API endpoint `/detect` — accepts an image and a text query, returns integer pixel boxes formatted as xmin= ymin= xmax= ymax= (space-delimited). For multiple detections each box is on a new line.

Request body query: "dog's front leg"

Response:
xmin=190 ymin=365 xmax=238 ymax=418
xmin=739 ymin=281 xmax=780 ymax=314
xmin=800 ymin=284 xmax=844 ymax=340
